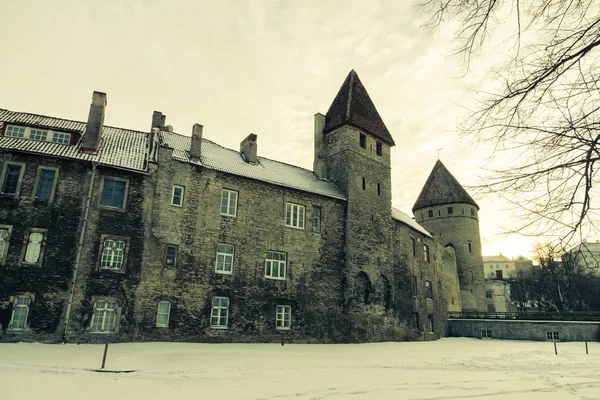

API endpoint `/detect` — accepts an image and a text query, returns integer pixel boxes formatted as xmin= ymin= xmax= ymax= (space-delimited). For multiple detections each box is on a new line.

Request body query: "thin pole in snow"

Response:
xmin=554 ymin=341 xmax=557 ymax=355
xmin=101 ymin=343 xmax=109 ymax=369
xmin=586 ymin=341 xmax=589 ymax=355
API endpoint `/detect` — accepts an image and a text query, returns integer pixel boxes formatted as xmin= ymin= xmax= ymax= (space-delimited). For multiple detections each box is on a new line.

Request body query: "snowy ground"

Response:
xmin=1 ymin=338 xmax=599 ymax=399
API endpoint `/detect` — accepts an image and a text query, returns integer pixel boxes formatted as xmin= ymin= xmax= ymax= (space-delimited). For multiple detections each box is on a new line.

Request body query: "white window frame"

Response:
xmin=98 ymin=236 xmax=129 ymax=272
xmin=171 ymin=185 xmax=184 ymax=207
xmin=215 ymin=244 xmax=234 ymax=274
xmin=0 ymin=225 xmax=12 ymax=265
xmin=156 ymin=301 xmax=171 ymax=328
xmin=20 ymin=228 xmax=48 ymax=266
xmin=265 ymin=251 xmax=286 ymax=280
xmin=276 ymin=305 xmax=291 ymax=330
xmin=8 ymin=295 xmax=33 ymax=331
xmin=0 ymin=161 xmax=26 ymax=196
xmin=210 ymin=296 xmax=229 ymax=329
xmin=164 ymin=244 xmax=178 ymax=268
xmin=90 ymin=299 xmax=119 ymax=333
xmin=220 ymin=189 xmax=238 ymax=217
xmin=4 ymin=124 xmax=71 ymax=145
xmin=285 ymin=202 xmax=305 ymax=229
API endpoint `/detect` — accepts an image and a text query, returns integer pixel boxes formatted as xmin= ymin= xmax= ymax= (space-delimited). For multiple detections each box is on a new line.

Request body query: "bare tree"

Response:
xmin=418 ymin=0 xmax=600 ymax=242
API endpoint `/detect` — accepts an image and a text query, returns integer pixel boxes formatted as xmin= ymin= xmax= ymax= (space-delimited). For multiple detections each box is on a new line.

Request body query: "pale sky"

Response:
xmin=0 ymin=0 xmax=544 ymax=259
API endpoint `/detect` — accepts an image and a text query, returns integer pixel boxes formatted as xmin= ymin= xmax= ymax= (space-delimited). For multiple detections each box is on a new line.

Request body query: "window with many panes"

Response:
xmin=0 ymin=226 xmax=11 ymax=264
xmin=546 ymin=331 xmax=560 ymax=341
xmin=100 ymin=179 xmax=127 ymax=209
xmin=220 ymin=189 xmax=238 ymax=217
xmin=4 ymin=125 xmax=71 ymax=144
xmin=35 ymin=168 xmax=57 ymax=200
xmin=313 ymin=206 xmax=321 ymax=233
xmin=486 ymin=290 xmax=492 ymax=299
xmin=425 ymin=280 xmax=433 ymax=299
xmin=1 ymin=164 xmax=23 ymax=195
xmin=5 ymin=125 xmax=25 ymax=138
xmin=215 ymin=244 xmax=234 ymax=274
xmin=30 ymin=129 xmax=48 ymax=141
xmin=171 ymin=185 xmax=184 ymax=207
xmin=211 ymin=297 xmax=229 ymax=328
xmin=164 ymin=245 xmax=178 ymax=268
xmin=481 ymin=329 xmax=492 ymax=338
xmin=52 ymin=132 xmax=71 ymax=144
xmin=156 ymin=301 xmax=171 ymax=327
xmin=265 ymin=251 xmax=286 ymax=279
xmin=276 ymin=305 xmax=291 ymax=330
xmin=9 ymin=296 xmax=32 ymax=330
xmin=285 ymin=203 xmax=305 ymax=229
xmin=100 ymin=238 xmax=126 ymax=270
xmin=91 ymin=300 xmax=118 ymax=333
xmin=23 ymin=230 xmax=46 ymax=265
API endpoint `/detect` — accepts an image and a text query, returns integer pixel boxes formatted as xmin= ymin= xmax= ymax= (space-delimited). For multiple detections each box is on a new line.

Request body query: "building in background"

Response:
xmin=563 ymin=240 xmax=600 ymax=275
xmin=0 ymin=71 xmax=480 ymax=343
xmin=483 ymin=255 xmax=516 ymax=280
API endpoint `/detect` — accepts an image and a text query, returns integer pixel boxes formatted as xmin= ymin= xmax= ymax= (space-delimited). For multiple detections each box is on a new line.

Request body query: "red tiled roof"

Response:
xmin=413 ymin=160 xmax=479 ymax=211
xmin=323 ymin=70 xmax=395 ymax=146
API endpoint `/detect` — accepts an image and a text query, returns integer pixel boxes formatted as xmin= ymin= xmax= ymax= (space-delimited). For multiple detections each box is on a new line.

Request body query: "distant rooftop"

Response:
xmin=483 ymin=255 xmax=512 ymax=263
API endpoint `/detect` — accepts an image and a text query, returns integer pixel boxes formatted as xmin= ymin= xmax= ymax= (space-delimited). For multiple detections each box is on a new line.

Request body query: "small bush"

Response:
xmin=351 ymin=305 xmax=417 ymax=342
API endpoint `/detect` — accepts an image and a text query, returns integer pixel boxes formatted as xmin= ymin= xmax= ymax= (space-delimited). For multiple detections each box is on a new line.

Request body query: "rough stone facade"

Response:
xmin=0 ymin=70 xmax=484 ymax=343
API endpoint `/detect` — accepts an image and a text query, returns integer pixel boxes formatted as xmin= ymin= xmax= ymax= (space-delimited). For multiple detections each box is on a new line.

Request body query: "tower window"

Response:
xmin=362 ymin=177 xmax=366 ymax=190
xmin=428 ymin=210 xmax=433 ymax=218
xmin=424 ymin=244 xmax=430 ymax=262
xmin=359 ymin=133 xmax=366 ymax=149
xmin=468 ymin=241 xmax=472 ymax=253
xmin=447 ymin=207 xmax=453 ymax=215
xmin=376 ymin=141 xmax=382 ymax=156
xmin=471 ymin=208 xmax=475 ymax=216
xmin=377 ymin=183 xmax=381 ymax=196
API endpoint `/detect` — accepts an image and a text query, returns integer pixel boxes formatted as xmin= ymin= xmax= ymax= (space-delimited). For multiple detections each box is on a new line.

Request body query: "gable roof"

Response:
xmin=413 ymin=160 xmax=478 ymax=211
xmin=391 ymin=208 xmax=432 ymax=237
xmin=0 ymin=109 xmax=149 ymax=173
xmin=323 ymin=70 xmax=395 ymax=146
xmin=158 ymin=131 xmax=346 ymax=200
xmin=483 ymin=255 xmax=512 ymax=263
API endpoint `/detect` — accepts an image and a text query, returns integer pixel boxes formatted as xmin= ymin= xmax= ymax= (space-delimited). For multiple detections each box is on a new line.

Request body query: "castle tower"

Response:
xmin=412 ymin=160 xmax=486 ymax=312
xmin=314 ymin=70 xmax=395 ymax=305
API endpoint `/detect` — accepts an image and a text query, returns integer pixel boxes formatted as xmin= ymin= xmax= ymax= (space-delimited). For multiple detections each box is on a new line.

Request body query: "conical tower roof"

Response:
xmin=413 ymin=160 xmax=479 ymax=211
xmin=323 ymin=70 xmax=395 ymax=146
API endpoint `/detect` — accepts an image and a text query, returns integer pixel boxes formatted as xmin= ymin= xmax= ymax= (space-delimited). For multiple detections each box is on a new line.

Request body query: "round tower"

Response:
xmin=412 ymin=160 xmax=486 ymax=312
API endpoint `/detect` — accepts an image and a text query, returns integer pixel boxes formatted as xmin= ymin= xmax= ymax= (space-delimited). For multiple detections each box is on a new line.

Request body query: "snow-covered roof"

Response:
xmin=158 ymin=131 xmax=346 ymax=200
xmin=482 ymin=255 xmax=512 ymax=263
xmin=391 ymin=207 xmax=431 ymax=237
xmin=0 ymin=109 xmax=149 ymax=172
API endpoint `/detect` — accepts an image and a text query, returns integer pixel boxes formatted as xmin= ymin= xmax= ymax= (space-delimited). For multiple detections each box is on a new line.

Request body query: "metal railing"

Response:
xmin=448 ymin=311 xmax=600 ymax=321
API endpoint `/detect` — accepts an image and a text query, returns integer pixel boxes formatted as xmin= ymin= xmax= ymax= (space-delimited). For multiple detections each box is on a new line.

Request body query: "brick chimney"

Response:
xmin=240 ymin=134 xmax=257 ymax=164
xmin=313 ymin=113 xmax=326 ymax=179
xmin=190 ymin=123 xmax=203 ymax=160
xmin=151 ymin=111 xmax=166 ymax=130
xmin=81 ymin=91 xmax=107 ymax=153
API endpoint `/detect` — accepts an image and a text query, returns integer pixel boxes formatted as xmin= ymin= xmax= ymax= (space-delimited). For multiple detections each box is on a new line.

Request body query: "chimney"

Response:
xmin=240 ymin=134 xmax=258 ymax=164
xmin=190 ymin=123 xmax=203 ymax=160
xmin=81 ymin=91 xmax=107 ymax=153
xmin=313 ymin=113 xmax=326 ymax=179
xmin=151 ymin=111 xmax=166 ymax=130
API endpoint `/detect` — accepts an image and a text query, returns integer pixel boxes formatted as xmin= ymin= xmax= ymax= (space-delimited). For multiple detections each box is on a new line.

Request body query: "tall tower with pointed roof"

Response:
xmin=313 ymin=70 xmax=395 ymax=305
xmin=413 ymin=160 xmax=487 ymax=312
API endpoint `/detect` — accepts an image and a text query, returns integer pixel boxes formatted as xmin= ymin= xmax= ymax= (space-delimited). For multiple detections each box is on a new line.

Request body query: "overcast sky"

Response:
xmin=0 ymin=0 xmax=540 ymax=258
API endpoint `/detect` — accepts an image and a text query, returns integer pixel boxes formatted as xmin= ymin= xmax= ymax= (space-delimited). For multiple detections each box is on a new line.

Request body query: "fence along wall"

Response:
xmin=448 ymin=319 xmax=600 ymax=342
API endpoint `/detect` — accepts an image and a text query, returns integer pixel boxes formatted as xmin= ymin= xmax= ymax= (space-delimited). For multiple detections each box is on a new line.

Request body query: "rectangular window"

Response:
xmin=91 ymin=301 xmax=118 ymax=333
xmin=481 ymin=329 xmax=492 ymax=338
xmin=376 ymin=141 xmax=382 ymax=156
xmin=51 ymin=132 xmax=71 ymax=144
xmin=411 ymin=275 xmax=417 ymax=296
xmin=0 ymin=226 xmax=11 ymax=264
xmin=410 ymin=238 xmax=416 ymax=257
xmin=35 ymin=169 xmax=57 ymax=200
xmin=377 ymin=183 xmax=381 ymax=196
xmin=30 ymin=129 xmax=48 ymax=141
xmin=5 ymin=125 xmax=25 ymax=138
xmin=546 ymin=331 xmax=560 ymax=341
xmin=276 ymin=305 xmax=291 ymax=330
xmin=211 ymin=297 xmax=229 ymax=328
xmin=171 ymin=185 xmax=184 ymax=207
xmin=215 ymin=244 xmax=234 ymax=274
xmin=23 ymin=231 xmax=45 ymax=264
xmin=9 ymin=296 xmax=31 ymax=330
xmin=156 ymin=301 xmax=171 ymax=327
xmin=468 ymin=241 xmax=472 ymax=253
xmin=428 ymin=210 xmax=433 ymax=218
xmin=164 ymin=245 xmax=178 ymax=268
xmin=1 ymin=164 xmax=23 ymax=195
xmin=100 ymin=239 xmax=126 ymax=270
xmin=471 ymin=208 xmax=475 ymax=216
xmin=486 ymin=290 xmax=493 ymax=299
xmin=100 ymin=179 xmax=127 ymax=209
xmin=313 ymin=206 xmax=321 ymax=233
xmin=425 ymin=281 xmax=433 ymax=299
xmin=362 ymin=177 xmax=366 ymax=190
xmin=359 ymin=133 xmax=366 ymax=148
xmin=428 ymin=314 xmax=434 ymax=332
xmin=220 ymin=189 xmax=238 ymax=217
xmin=447 ymin=207 xmax=453 ymax=215
xmin=285 ymin=203 xmax=305 ymax=229
xmin=424 ymin=244 xmax=430 ymax=262
xmin=265 ymin=251 xmax=286 ymax=279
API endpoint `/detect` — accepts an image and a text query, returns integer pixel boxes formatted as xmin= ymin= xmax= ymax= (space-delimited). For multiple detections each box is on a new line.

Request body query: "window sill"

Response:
xmin=170 ymin=203 xmax=183 ymax=208
xmin=99 ymin=205 xmax=126 ymax=213
xmin=215 ymin=270 xmax=233 ymax=275
xmin=210 ymin=326 xmax=229 ymax=330
xmin=89 ymin=330 xmax=116 ymax=334
xmin=276 ymin=327 xmax=291 ymax=331
xmin=7 ymin=327 xmax=29 ymax=333
xmin=285 ymin=225 xmax=305 ymax=231
xmin=155 ymin=325 xmax=169 ymax=328
xmin=220 ymin=213 xmax=237 ymax=218
xmin=265 ymin=276 xmax=286 ymax=281
xmin=98 ymin=267 xmax=125 ymax=274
